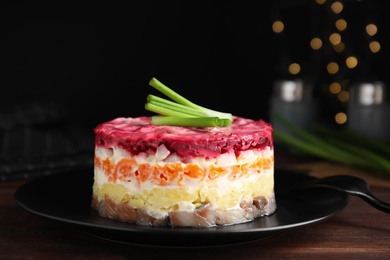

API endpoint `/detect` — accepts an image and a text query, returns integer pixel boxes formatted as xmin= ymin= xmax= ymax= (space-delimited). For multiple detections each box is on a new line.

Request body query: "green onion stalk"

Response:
xmin=273 ymin=114 xmax=390 ymax=175
xmin=145 ymin=77 xmax=233 ymax=127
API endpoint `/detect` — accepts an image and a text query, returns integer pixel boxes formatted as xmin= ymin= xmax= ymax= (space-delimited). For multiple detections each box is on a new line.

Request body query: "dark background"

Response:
xmin=1 ymin=0 xmax=389 ymax=131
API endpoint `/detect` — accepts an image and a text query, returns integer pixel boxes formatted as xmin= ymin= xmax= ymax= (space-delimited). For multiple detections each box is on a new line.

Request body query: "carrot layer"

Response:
xmin=94 ymin=155 xmax=274 ymax=187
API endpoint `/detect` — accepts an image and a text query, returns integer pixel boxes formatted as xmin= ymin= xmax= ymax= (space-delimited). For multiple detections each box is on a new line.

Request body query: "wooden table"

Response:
xmin=1 ymin=153 xmax=390 ymax=259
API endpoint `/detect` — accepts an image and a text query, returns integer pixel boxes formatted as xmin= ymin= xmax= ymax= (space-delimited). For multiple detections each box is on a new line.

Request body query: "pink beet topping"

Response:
xmin=94 ymin=116 xmax=273 ymax=160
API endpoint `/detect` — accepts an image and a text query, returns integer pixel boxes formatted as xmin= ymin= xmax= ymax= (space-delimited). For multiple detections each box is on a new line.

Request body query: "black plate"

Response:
xmin=15 ymin=167 xmax=348 ymax=247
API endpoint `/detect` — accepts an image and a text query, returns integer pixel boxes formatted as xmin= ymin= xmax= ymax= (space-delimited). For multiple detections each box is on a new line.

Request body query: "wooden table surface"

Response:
xmin=1 ymin=152 xmax=390 ymax=259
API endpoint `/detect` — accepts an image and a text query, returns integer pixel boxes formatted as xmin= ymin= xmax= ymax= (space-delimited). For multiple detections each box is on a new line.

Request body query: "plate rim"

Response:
xmin=14 ymin=167 xmax=349 ymax=246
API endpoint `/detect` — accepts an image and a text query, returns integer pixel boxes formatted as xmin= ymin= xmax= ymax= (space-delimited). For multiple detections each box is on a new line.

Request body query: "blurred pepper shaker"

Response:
xmin=269 ymin=79 xmax=318 ymax=145
xmin=347 ymin=81 xmax=390 ymax=141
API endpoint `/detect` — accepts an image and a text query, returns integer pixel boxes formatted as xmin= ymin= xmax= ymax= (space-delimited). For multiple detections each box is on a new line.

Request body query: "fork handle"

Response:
xmin=348 ymin=190 xmax=390 ymax=213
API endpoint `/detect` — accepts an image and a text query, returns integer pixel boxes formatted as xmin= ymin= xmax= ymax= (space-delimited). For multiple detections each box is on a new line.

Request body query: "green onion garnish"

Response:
xmin=145 ymin=77 xmax=233 ymax=127
xmin=273 ymin=114 xmax=390 ymax=175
